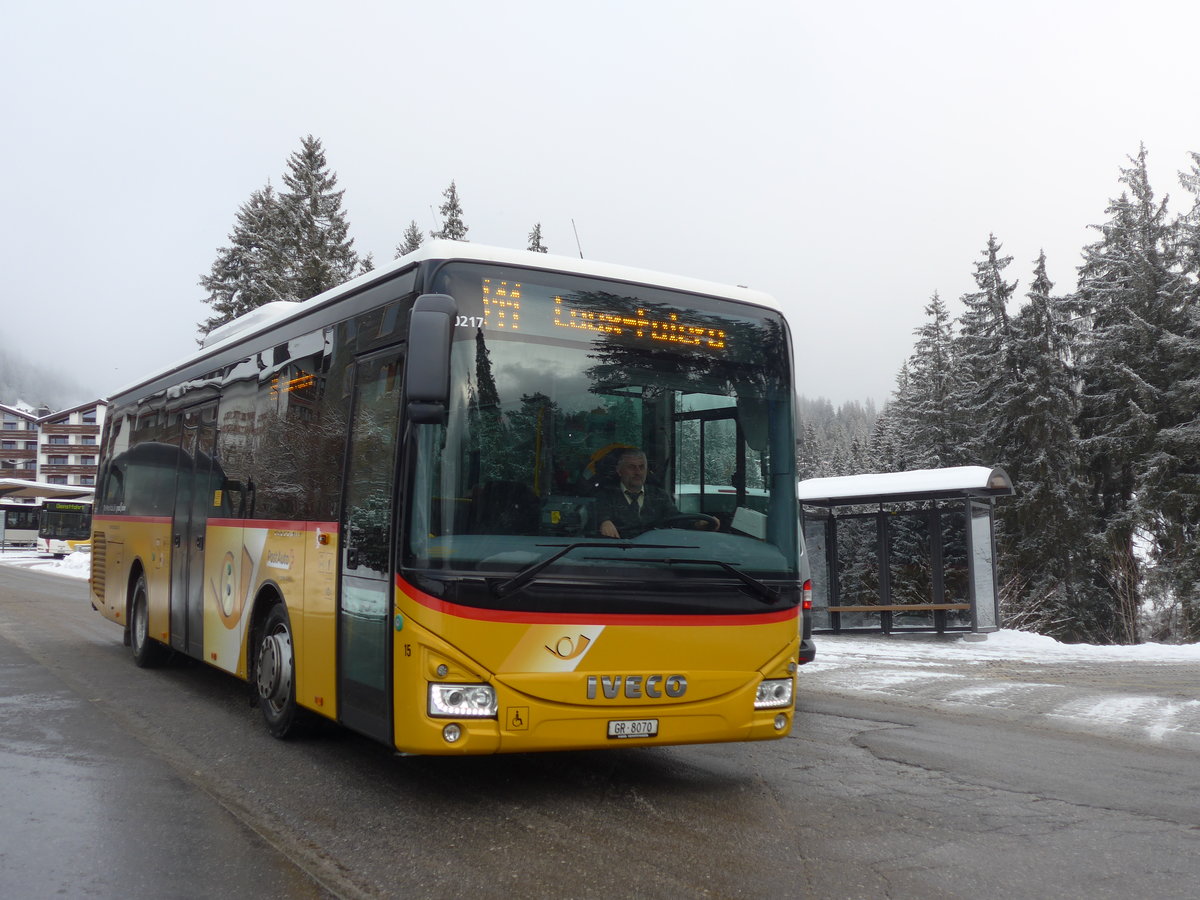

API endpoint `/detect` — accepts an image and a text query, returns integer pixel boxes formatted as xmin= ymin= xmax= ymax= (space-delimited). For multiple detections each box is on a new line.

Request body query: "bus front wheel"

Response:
xmin=130 ymin=575 xmax=168 ymax=668
xmin=255 ymin=604 xmax=302 ymax=739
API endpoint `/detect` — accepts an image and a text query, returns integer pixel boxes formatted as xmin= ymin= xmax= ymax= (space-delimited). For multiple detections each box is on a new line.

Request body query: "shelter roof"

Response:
xmin=797 ymin=466 xmax=1013 ymax=507
xmin=0 ymin=479 xmax=95 ymax=500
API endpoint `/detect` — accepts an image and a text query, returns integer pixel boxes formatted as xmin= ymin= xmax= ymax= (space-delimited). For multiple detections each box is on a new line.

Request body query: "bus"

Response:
xmin=1 ymin=501 xmax=39 ymax=548
xmin=91 ymin=241 xmax=812 ymax=755
xmin=38 ymin=499 xmax=93 ymax=557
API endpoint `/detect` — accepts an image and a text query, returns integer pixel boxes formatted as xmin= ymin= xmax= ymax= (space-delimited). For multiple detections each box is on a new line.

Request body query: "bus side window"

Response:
xmin=103 ymin=468 xmax=124 ymax=508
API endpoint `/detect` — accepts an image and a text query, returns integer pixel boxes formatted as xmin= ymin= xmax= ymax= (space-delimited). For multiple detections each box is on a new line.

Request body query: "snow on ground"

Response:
xmin=0 ymin=547 xmax=92 ymax=579
xmin=805 ymin=630 xmax=1200 ymax=750
xmin=3 ymin=547 xmax=1197 ymax=748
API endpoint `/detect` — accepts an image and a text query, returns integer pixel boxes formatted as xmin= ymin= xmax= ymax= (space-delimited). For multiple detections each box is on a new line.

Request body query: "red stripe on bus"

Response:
xmin=92 ymin=515 xmax=336 ymax=532
xmin=92 ymin=514 xmax=172 ymax=525
xmin=396 ymin=576 xmax=798 ymax=627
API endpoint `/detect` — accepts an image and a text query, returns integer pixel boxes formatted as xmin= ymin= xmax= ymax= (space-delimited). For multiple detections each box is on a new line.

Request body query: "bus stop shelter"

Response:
xmin=798 ymin=466 xmax=1013 ymax=635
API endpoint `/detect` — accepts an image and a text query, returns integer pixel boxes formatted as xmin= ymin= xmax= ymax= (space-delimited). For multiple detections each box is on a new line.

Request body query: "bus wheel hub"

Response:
xmin=257 ymin=632 xmax=292 ymax=704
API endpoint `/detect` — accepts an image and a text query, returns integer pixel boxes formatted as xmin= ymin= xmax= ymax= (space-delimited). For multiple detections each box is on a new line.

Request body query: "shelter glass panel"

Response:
xmin=970 ymin=501 xmax=997 ymax=629
xmin=888 ymin=511 xmax=932 ymax=605
xmin=836 ymin=515 xmax=880 ymax=627
xmin=803 ymin=511 xmax=831 ymax=630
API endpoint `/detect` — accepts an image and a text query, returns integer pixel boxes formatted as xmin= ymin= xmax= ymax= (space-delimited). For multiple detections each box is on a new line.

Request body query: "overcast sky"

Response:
xmin=3 ymin=1 xmax=1198 ymax=408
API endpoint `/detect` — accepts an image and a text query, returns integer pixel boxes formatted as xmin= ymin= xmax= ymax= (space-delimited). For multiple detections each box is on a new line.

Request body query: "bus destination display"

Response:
xmin=480 ymin=277 xmax=727 ymax=351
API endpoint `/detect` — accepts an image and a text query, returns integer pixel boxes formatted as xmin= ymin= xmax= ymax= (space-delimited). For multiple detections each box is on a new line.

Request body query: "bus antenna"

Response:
xmin=571 ymin=219 xmax=584 ymax=259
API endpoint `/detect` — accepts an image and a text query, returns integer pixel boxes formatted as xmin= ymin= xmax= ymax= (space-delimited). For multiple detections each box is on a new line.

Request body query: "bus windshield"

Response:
xmin=405 ymin=263 xmax=798 ymax=605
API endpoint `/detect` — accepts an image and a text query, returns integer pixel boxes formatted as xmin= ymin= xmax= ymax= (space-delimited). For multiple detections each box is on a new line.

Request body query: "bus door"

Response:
xmin=170 ymin=402 xmax=218 ymax=658
xmin=338 ymin=349 xmax=404 ymax=743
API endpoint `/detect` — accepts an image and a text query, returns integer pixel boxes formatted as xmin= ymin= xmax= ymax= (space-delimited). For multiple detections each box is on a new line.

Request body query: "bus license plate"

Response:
xmin=607 ymin=718 xmax=658 ymax=739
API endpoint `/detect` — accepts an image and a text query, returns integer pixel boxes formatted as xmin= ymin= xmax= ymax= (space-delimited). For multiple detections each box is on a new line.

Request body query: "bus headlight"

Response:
xmin=755 ymin=678 xmax=793 ymax=709
xmin=428 ymin=683 xmax=497 ymax=718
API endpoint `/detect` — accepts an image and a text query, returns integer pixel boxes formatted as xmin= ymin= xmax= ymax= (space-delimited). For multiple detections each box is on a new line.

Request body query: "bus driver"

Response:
xmin=594 ymin=448 xmax=680 ymax=539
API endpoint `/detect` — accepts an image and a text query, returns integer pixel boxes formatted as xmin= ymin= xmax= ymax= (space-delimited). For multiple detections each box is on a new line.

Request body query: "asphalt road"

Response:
xmin=2 ymin=564 xmax=1198 ymax=899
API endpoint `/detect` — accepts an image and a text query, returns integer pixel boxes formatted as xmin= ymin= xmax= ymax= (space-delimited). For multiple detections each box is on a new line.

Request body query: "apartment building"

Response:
xmin=37 ymin=401 xmax=105 ymax=487
xmin=0 ymin=403 xmax=41 ymax=481
xmin=0 ymin=400 xmax=106 ymax=487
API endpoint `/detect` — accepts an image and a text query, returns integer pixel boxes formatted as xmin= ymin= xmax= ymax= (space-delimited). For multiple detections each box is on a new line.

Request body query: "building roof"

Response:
xmin=797 ymin=466 xmax=1014 ymax=507
xmin=38 ymin=399 xmax=105 ymax=423
xmin=0 ymin=403 xmax=40 ymax=422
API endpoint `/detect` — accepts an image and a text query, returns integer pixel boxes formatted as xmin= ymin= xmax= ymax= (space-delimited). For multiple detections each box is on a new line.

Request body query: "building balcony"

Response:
xmin=40 ymin=424 xmax=101 ymax=436
xmin=39 ymin=465 xmax=99 ymax=477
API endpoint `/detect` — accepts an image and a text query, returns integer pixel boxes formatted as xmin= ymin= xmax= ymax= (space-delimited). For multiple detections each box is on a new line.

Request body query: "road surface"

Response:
xmin=1 ymin=563 xmax=1198 ymax=899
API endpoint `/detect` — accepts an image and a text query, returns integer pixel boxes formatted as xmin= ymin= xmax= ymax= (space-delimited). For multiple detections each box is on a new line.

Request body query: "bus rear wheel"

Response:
xmin=130 ymin=574 xmax=168 ymax=668
xmin=255 ymin=604 xmax=303 ymax=739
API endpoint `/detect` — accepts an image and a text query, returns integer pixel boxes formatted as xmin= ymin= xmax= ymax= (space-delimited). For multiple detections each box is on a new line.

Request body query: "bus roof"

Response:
xmin=111 ymin=241 xmax=781 ymax=406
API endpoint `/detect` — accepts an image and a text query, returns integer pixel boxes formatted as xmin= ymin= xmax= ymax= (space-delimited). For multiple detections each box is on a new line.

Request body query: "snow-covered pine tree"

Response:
xmin=868 ymin=363 xmax=914 ymax=474
xmin=528 ymin=223 xmax=548 ymax=253
xmin=993 ymin=252 xmax=1094 ymax=640
xmin=279 ymin=135 xmax=360 ymax=301
xmin=197 ymin=183 xmax=292 ymax=338
xmin=1139 ymin=151 xmax=1200 ymax=640
xmin=431 ymin=181 xmax=469 ymax=241
xmin=949 ymin=235 xmax=1018 ymax=467
xmin=1071 ymin=145 xmax=1188 ymax=643
xmin=888 ymin=292 xmax=961 ymax=469
xmin=394 ymin=220 xmax=424 ymax=259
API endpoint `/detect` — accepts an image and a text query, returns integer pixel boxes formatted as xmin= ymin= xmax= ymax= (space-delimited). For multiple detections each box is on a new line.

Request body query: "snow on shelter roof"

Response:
xmin=797 ymin=466 xmax=1014 ymax=506
xmin=116 ymin=241 xmax=780 ymax=403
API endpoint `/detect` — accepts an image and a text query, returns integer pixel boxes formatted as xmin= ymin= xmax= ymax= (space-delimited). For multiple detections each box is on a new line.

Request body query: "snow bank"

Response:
xmin=0 ymin=548 xmax=91 ymax=580
xmin=814 ymin=628 xmax=1200 ymax=664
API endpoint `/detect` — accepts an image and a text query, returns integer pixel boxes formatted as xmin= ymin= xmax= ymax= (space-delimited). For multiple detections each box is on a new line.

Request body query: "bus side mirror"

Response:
xmin=404 ymin=294 xmax=457 ymax=424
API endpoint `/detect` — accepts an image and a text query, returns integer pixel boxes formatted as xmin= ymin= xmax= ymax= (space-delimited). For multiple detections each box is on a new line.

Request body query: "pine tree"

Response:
xmin=1139 ymin=150 xmax=1200 ymax=640
xmin=1071 ymin=145 xmax=1188 ymax=643
xmin=950 ymin=235 xmax=1018 ymax=466
xmin=394 ymin=220 xmax=424 ymax=258
xmin=197 ymin=183 xmax=292 ymax=338
xmin=528 ymin=223 xmax=548 ymax=253
xmin=431 ymin=181 xmax=468 ymax=241
xmin=993 ymin=252 xmax=1094 ymax=640
xmin=887 ymin=292 xmax=960 ymax=469
xmin=279 ymin=135 xmax=359 ymax=300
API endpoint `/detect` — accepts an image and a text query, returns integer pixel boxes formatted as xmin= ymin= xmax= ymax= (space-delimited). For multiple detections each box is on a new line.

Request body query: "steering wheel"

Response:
xmin=657 ymin=513 xmax=721 ymax=532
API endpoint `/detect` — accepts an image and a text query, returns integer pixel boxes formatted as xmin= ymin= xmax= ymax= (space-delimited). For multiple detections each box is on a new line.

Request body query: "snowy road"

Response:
xmin=4 ymin=549 xmax=1200 ymax=899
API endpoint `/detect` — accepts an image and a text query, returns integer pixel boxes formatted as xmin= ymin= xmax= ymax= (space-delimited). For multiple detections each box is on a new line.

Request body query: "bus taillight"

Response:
xmin=802 ymin=579 xmax=813 ymax=610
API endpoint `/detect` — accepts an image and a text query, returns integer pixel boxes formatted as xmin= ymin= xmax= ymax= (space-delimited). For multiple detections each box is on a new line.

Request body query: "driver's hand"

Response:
xmin=600 ymin=520 xmax=620 ymax=538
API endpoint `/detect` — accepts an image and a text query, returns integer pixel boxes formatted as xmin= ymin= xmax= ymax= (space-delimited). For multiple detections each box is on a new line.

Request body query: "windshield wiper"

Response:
xmin=489 ymin=542 xmax=698 ymax=599
xmin=659 ymin=557 xmax=782 ymax=605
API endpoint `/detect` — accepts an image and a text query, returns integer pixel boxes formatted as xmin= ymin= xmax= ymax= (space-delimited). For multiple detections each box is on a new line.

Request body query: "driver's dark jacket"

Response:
xmin=593 ymin=484 xmax=679 ymax=538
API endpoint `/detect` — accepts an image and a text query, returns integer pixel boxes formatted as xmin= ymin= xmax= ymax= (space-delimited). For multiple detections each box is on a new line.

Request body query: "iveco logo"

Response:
xmin=586 ymin=674 xmax=688 ymax=700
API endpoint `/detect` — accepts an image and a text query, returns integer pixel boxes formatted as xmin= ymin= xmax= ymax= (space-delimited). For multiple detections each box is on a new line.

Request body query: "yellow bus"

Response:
xmin=91 ymin=241 xmax=812 ymax=755
xmin=38 ymin=499 xmax=92 ymax=557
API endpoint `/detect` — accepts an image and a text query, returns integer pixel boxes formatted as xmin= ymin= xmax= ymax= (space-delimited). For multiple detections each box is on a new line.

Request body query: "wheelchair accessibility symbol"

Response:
xmin=508 ymin=707 xmax=529 ymax=730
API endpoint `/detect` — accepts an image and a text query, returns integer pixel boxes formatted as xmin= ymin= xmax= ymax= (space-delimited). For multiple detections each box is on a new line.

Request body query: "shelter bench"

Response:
xmin=825 ymin=603 xmax=971 ymax=634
